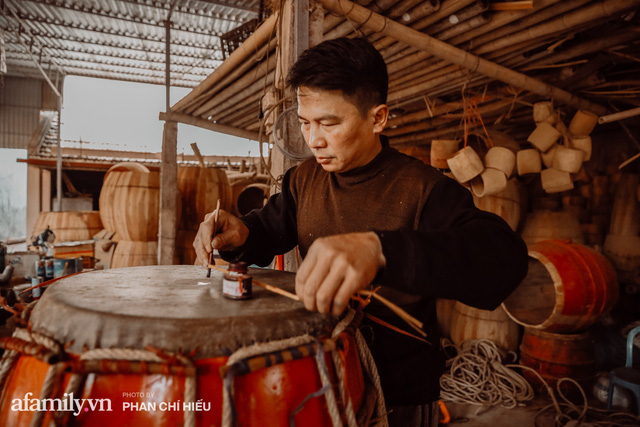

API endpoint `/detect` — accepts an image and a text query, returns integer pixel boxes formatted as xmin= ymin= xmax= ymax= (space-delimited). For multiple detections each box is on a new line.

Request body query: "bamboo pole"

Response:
xmin=188 ymin=54 xmax=277 ymax=116
xmin=385 ymin=0 xmax=583 ymax=81
xmin=159 ymin=112 xmax=266 ymax=142
xmin=459 ymin=0 xmax=590 ymax=51
xmin=179 ymin=38 xmax=278 ymax=114
xmin=317 ymin=0 xmax=607 ymax=115
xmin=373 ymin=0 xmax=476 ymax=51
xmin=474 ymin=0 xmax=640 ymax=56
xmin=171 ymin=13 xmax=277 ymax=112
xmin=323 ymin=0 xmax=400 ymax=40
xmin=195 ymin=69 xmax=276 ymax=118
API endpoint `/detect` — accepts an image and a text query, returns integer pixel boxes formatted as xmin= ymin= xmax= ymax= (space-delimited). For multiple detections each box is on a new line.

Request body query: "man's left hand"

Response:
xmin=295 ymin=232 xmax=386 ymax=316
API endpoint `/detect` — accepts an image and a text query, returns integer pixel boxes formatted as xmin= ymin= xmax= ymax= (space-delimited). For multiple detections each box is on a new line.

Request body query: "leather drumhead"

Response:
xmin=28 ymin=265 xmax=337 ymax=358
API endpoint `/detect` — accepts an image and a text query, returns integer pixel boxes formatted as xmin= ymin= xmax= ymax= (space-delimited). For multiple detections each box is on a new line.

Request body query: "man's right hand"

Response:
xmin=193 ymin=209 xmax=250 ymax=267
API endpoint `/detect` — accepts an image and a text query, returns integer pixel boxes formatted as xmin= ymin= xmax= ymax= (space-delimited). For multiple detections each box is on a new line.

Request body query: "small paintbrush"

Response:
xmin=207 ymin=199 xmax=221 ymax=278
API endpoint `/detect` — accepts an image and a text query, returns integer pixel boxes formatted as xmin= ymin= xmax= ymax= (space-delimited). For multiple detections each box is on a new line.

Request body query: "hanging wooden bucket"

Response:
xmin=568 ymin=135 xmax=592 ymax=162
xmin=502 ymin=239 xmax=619 ymax=333
xmin=568 ymin=110 xmax=598 ymax=136
xmin=31 ymin=211 xmax=102 ymax=242
xmin=541 ymin=144 xmax=558 ymax=168
xmin=178 ymin=167 xmax=232 ymax=230
xmin=430 ymin=140 xmax=459 ymax=169
xmin=484 ymin=146 xmax=515 ymax=177
xmin=519 ymin=328 xmax=596 ymax=391
xmin=436 ymin=298 xmax=457 ymax=339
xmin=541 ymin=168 xmax=574 ymax=194
xmin=111 ymin=240 xmax=158 ymax=268
xmin=533 ymin=101 xmax=554 ymax=124
xmin=552 ymin=146 xmax=584 ymax=174
xmin=447 ymin=146 xmax=484 ymax=183
xmin=450 ymin=302 xmax=521 ymax=354
xmin=470 ymin=168 xmax=507 ymax=198
xmin=521 ymin=210 xmax=584 ymax=246
xmin=527 ymin=122 xmax=561 ymax=152
xmin=473 ymin=178 xmax=525 ymax=232
xmin=516 ymin=149 xmax=541 ymax=175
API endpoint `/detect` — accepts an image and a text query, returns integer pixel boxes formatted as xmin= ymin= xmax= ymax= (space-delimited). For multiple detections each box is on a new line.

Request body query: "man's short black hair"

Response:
xmin=286 ymin=37 xmax=389 ymax=116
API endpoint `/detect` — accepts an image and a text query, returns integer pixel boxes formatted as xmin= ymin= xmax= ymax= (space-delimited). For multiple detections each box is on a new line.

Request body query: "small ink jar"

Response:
xmin=222 ymin=262 xmax=252 ymax=300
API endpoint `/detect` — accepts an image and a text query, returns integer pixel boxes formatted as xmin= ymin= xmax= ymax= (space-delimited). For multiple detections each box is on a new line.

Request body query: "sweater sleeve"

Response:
xmin=374 ymin=176 xmax=528 ymax=310
xmin=219 ymin=168 xmax=299 ymax=267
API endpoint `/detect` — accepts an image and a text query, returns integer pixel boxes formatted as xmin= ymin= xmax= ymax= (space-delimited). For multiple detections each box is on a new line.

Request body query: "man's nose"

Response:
xmin=307 ymin=124 xmax=326 ymax=149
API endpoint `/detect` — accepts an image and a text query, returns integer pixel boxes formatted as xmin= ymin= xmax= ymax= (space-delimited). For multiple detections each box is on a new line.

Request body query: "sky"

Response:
xmin=61 ymin=76 xmax=263 ymax=157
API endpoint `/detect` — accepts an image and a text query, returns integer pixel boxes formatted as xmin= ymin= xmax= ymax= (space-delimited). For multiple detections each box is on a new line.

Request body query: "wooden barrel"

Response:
xmin=520 ymin=210 xmax=584 ymax=246
xmin=177 ymin=167 xmax=232 ymax=230
xmin=450 ymin=302 xmax=521 ymax=353
xmin=237 ymin=183 xmax=270 ymax=216
xmin=502 ymin=239 xmax=619 ymax=332
xmin=111 ymin=170 xmax=160 ymax=241
xmin=230 ymin=176 xmax=269 ymax=217
xmin=473 ymin=178 xmax=525 ymax=232
xmin=519 ymin=328 xmax=596 ymax=391
xmin=99 ymin=163 xmax=151 ymax=236
xmin=436 ymin=298 xmax=457 ymax=339
xmin=603 ymin=233 xmax=640 ymax=272
xmin=31 ymin=211 xmax=102 ymax=242
xmin=111 ymin=240 xmax=158 ymax=268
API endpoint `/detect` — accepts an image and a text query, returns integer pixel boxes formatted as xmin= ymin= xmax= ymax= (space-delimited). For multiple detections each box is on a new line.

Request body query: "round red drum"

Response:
xmin=0 ymin=266 xmax=376 ymax=426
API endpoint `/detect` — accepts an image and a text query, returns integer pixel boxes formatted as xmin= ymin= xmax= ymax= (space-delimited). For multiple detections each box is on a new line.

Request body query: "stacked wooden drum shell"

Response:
xmin=176 ymin=167 xmax=232 ymax=265
xmin=31 ymin=211 xmax=102 ymax=242
xmin=501 ymin=239 xmax=619 ymax=390
xmin=99 ymin=163 xmax=162 ymax=268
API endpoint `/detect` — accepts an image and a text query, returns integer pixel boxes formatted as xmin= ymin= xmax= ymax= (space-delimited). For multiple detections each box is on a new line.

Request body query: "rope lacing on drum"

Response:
xmin=0 ymin=323 xmax=199 ymax=427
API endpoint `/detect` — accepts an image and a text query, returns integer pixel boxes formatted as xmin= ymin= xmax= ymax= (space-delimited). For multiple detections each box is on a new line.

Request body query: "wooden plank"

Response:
xmin=159 ymin=111 xmax=266 ymax=142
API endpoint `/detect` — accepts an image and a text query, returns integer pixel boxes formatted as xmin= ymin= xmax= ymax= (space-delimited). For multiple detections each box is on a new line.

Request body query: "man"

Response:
xmin=194 ymin=37 xmax=528 ymax=426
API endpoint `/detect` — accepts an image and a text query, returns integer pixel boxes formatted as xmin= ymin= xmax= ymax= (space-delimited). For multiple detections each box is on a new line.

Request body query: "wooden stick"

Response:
xmin=190 ymin=142 xmax=205 ymax=168
xmin=159 ymin=111 xmax=265 ymax=142
xmin=208 ymin=264 xmax=301 ymax=301
xmin=618 ymin=152 xmax=640 ymax=170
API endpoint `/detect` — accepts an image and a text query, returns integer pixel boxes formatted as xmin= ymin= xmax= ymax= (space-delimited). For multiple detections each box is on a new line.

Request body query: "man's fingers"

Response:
xmin=331 ymin=268 xmax=360 ymax=315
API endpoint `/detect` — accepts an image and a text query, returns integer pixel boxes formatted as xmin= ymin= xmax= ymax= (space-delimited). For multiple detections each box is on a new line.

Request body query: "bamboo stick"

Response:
xmin=159 ymin=111 xmax=266 ymax=142
xmin=598 ymin=107 xmax=640 ymax=124
xmin=317 ymin=0 xmax=607 ymax=114
xmin=171 ymin=13 xmax=277 ymax=112
xmin=213 ymin=90 xmax=264 ymax=124
xmin=474 ymin=0 xmax=640 ymax=56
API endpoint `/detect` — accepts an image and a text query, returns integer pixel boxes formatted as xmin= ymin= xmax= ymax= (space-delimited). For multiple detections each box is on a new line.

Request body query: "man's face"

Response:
xmin=297 ymin=87 xmax=387 ymax=173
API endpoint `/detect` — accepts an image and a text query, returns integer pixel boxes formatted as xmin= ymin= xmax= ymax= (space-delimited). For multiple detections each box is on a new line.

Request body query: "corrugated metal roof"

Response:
xmin=0 ymin=0 xmax=262 ymax=88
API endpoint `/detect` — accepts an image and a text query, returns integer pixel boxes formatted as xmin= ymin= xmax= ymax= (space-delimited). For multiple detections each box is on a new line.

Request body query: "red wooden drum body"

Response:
xmin=502 ymin=239 xmax=619 ymax=332
xmin=0 ymin=266 xmax=366 ymax=426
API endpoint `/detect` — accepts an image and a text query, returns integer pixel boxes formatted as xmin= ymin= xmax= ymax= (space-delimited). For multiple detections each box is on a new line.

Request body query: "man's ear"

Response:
xmin=371 ymin=104 xmax=389 ymax=133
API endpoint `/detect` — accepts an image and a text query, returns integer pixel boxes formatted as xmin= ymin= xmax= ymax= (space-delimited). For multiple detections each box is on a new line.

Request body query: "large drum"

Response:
xmin=0 ymin=266 xmax=381 ymax=426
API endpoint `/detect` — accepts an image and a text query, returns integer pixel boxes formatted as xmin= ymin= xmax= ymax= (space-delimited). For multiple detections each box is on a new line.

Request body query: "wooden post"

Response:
xmin=158 ymin=121 xmax=178 ymax=265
